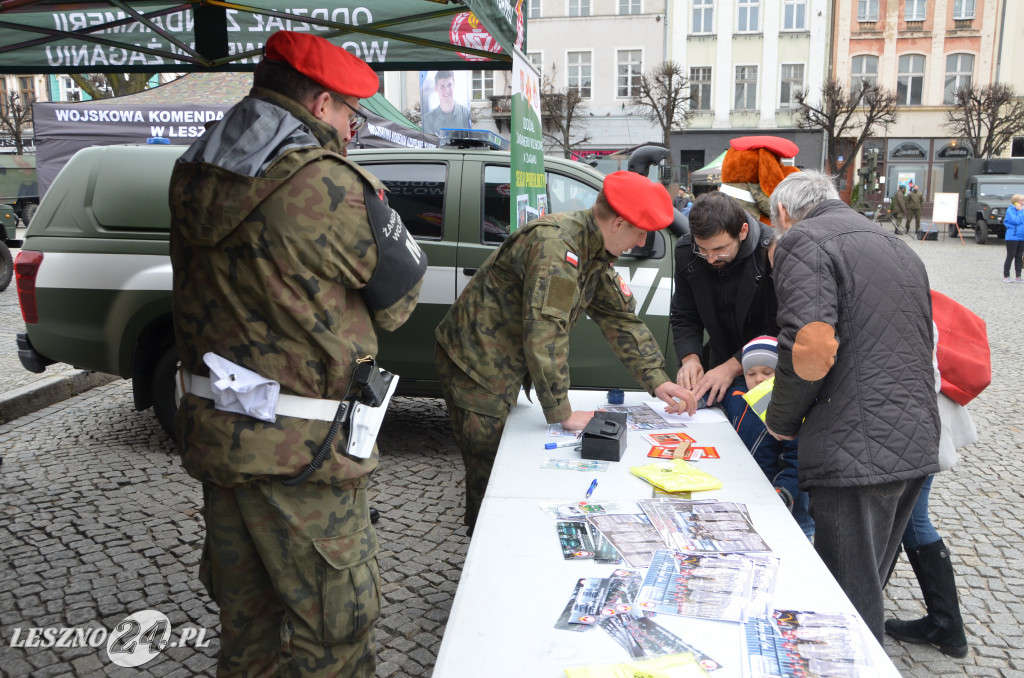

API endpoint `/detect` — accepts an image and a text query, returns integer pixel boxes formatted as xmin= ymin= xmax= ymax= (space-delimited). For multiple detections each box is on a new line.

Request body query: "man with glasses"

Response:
xmin=670 ymin=190 xmax=779 ymax=404
xmin=168 ymin=30 xmax=426 ymax=677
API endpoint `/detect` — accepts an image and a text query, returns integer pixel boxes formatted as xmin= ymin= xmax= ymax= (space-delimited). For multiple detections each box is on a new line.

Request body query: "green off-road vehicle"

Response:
xmin=15 ymin=140 xmax=683 ymax=437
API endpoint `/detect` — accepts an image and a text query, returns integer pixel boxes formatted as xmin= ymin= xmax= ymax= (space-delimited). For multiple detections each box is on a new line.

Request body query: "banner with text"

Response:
xmin=510 ymin=49 xmax=544 ymax=231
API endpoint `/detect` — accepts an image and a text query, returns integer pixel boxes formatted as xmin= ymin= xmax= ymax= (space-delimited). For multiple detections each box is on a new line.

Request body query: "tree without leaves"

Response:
xmin=796 ymin=78 xmax=899 ymax=182
xmin=0 ymin=92 xmax=32 ymax=154
xmin=541 ymin=80 xmax=591 ymax=159
xmin=69 ymin=73 xmax=155 ymax=99
xmin=944 ymin=83 xmax=1024 ymax=158
xmin=630 ymin=61 xmax=691 ymax=147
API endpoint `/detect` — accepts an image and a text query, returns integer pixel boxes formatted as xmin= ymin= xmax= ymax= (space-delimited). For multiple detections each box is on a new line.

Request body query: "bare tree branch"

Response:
xmin=0 ymin=92 xmax=33 ymax=154
xmin=944 ymin=83 xmax=1024 ymax=157
xmin=68 ymin=73 xmax=156 ymax=100
xmin=541 ymin=79 xmax=591 ymax=158
xmin=796 ymin=79 xmax=899 ymax=182
xmin=630 ymin=61 xmax=691 ymax=146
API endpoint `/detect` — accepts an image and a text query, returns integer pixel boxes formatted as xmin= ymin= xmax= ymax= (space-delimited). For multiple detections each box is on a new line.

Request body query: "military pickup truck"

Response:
xmin=942 ymin=157 xmax=1024 ymax=243
xmin=15 ymin=141 xmax=683 ymax=438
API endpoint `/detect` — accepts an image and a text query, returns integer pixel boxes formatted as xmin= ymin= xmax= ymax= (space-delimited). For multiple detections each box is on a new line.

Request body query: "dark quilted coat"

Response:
xmin=766 ymin=200 xmax=940 ymax=489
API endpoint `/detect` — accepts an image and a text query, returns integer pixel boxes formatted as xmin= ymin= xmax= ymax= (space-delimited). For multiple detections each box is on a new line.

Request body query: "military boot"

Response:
xmin=885 ymin=539 xmax=968 ymax=658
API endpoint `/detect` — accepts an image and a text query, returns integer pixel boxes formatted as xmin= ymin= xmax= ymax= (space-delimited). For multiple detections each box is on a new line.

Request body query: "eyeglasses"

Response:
xmin=328 ymin=92 xmax=366 ymax=133
xmin=691 ymin=240 xmax=737 ymax=261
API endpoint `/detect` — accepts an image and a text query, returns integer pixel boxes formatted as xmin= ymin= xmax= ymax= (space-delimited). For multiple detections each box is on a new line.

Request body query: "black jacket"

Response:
xmin=670 ymin=220 xmax=779 ymax=369
xmin=765 ymin=200 xmax=939 ymax=488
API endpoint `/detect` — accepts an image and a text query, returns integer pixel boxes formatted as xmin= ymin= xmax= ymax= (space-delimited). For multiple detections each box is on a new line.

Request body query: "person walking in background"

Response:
xmin=891 ymin=185 xmax=908 ymax=235
xmin=907 ymin=186 xmax=924 ymax=235
xmin=1001 ymin=193 xmax=1024 ymax=282
xmin=765 ymin=170 xmax=939 ymax=644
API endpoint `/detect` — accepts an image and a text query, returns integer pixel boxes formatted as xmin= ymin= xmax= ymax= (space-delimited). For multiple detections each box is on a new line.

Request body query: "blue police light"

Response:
xmin=147 ymin=137 xmax=171 ymax=144
xmin=438 ymin=128 xmax=510 ymax=151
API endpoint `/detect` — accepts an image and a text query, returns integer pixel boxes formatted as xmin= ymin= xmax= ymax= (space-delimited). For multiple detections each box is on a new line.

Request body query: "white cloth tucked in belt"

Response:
xmin=718 ymin=183 xmax=756 ymax=203
xmin=178 ymin=354 xmax=346 ymax=423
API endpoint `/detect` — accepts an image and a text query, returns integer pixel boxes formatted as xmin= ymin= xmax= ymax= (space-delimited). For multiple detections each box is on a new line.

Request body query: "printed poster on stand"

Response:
xmin=511 ymin=49 xmax=545 ymax=231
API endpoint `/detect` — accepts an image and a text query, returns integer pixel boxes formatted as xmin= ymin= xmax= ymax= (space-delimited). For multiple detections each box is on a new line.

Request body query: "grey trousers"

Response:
xmin=809 ymin=476 xmax=927 ymax=644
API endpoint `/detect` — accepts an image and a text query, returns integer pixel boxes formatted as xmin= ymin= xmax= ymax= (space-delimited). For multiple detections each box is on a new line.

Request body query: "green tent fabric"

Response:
xmin=362 ymin=93 xmax=419 ymax=130
xmin=0 ymin=1 xmax=523 ymax=74
xmin=696 ymin=150 xmax=727 ymax=174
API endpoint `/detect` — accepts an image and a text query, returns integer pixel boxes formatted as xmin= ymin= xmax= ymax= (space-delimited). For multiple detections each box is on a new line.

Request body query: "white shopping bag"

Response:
xmin=202 ymin=353 xmax=280 ymax=423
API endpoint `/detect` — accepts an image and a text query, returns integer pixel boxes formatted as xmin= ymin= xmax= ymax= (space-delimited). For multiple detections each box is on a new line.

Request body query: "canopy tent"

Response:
xmin=32 ymin=71 xmax=439 ymax=195
xmin=690 ymin=150 xmax=726 ymax=190
xmin=0 ymin=1 xmax=523 ymax=73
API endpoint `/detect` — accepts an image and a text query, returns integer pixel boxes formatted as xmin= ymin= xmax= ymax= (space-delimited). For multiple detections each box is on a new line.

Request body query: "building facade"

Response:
xmin=665 ymin=0 xmax=831 ymax=178
xmin=833 ymin=0 xmax=1014 ymax=205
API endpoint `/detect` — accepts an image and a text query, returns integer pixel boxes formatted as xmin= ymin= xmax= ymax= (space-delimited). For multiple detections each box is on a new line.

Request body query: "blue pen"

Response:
xmin=585 ymin=479 xmax=598 ymax=499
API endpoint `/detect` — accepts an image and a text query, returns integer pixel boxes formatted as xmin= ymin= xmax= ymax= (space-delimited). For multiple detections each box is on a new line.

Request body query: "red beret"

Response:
xmin=264 ymin=31 xmax=378 ymax=98
xmin=730 ymin=135 xmax=799 ymax=158
xmin=602 ymin=171 xmax=673 ymax=232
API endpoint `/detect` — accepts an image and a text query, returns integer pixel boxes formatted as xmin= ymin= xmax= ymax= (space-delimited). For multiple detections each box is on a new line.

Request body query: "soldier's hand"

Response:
xmin=562 ymin=410 xmax=596 ymax=431
xmin=694 ymin=358 xmax=742 ymax=404
xmin=654 ymin=382 xmax=698 ymax=416
xmin=676 ymin=355 xmax=703 ymax=390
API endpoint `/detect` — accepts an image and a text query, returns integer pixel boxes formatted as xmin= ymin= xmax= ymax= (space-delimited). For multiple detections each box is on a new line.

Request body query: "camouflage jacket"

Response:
xmin=435 ymin=209 xmax=671 ymax=424
xmin=907 ymin=191 xmax=924 ymax=211
xmin=891 ymin=190 xmax=908 ymax=216
xmin=169 ymin=87 xmax=424 ymax=488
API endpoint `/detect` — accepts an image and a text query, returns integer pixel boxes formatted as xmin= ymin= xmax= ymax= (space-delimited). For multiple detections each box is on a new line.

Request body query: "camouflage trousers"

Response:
xmin=902 ymin=210 xmax=922 ymax=233
xmin=199 ymin=478 xmax=380 ymax=677
xmin=435 ymin=344 xmax=513 ymax=529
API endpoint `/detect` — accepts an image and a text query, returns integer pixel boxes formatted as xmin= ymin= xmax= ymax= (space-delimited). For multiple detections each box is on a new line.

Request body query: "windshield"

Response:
xmin=977 ymin=183 xmax=1024 ymax=201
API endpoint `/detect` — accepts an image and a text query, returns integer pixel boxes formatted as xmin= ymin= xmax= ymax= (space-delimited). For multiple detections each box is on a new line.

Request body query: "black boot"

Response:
xmin=885 ymin=539 xmax=968 ymax=658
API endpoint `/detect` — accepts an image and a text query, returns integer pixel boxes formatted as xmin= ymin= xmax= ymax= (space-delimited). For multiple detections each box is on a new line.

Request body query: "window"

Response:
xmin=737 ymin=0 xmax=760 ymax=32
xmin=944 ymin=53 xmax=974 ymax=104
xmin=897 ymin=54 xmax=925 ymax=105
xmin=851 ymin=55 xmax=879 ymax=89
xmin=617 ymin=50 xmax=643 ymax=98
xmin=471 ymin=70 xmax=494 ymax=100
xmin=0 ymin=78 xmax=7 ymax=115
xmin=618 ymin=0 xmax=641 ymax=14
xmin=526 ymin=0 xmax=541 ymax=19
xmin=61 ymin=76 xmax=81 ymax=102
xmin=18 ymin=76 xmax=34 ymax=105
xmin=735 ymin=65 xmax=757 ymax=110
xmin=482 ymin=166 xmax=599 ymax=244
xmin=692 ymin=0 xmax=714 ymax=33
xmin=366 ymin=163 xmax=447 ymax=240
xmin=690 ymin=66 xmax=712 ymax=111
xmin=527 ymin=51 xmax=543 ymax=73
xmin=568 ymin=0 xmax=591 ymax=17
xmin=567 ymin=51 xmax=592 ymax=98
xmin=783 ymin=0 xmax=806 ymax=29
xmin=905 ymin=0 xmax=926 ymax=21
xmin=780 ymin=64 xmax=804 ymax=109
xmin=953 ymin=0 xmax=975 ymax=19
xmin=858 ymin=0 xmax=879 ymax=21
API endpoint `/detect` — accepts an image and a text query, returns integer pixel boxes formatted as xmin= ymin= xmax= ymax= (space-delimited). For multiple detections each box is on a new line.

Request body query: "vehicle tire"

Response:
xmin=151 ymin=345 xmax=180 ymax=442
xmin=21 ymin=202 xmax=37 ymax=227
xmin=948 ymin=223 xmax=958 ymax=237
xmin=0 ymin=242 xmax=12 ymax=292
xmin=975 ymin=220 xmax=988 ymax=244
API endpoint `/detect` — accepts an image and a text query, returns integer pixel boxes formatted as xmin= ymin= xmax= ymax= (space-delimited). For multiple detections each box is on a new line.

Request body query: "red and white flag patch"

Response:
xmin=618 ymin=276 xmax=632 ymax=298
xmin=565 ymin=251 xmax=579 ymax=267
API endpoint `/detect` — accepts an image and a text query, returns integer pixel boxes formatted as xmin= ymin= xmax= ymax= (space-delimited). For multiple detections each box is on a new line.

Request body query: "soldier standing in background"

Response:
xmin=435 ymin=171 xmax=698 ymax=531
xmin=891 ymin=185 xmax=908 ymax=234
xmin=908 ymin=186 xmax=925 ymax=235
xmin=169 ymin=31 xmax=426 ymax=677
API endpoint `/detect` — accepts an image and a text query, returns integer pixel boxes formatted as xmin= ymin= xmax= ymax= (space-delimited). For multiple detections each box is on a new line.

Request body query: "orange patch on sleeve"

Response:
xmin=792 ymin=321 xmax=838 ymax=381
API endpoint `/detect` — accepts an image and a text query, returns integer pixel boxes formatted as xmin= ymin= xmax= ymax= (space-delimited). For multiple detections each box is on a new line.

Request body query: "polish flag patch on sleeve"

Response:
xmin=565 ymin=251 xmax=580 ymax=267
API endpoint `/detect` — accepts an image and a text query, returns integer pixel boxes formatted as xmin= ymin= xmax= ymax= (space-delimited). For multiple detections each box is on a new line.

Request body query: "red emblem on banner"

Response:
xmin=450 ymin=12 xmax=504 ymax=62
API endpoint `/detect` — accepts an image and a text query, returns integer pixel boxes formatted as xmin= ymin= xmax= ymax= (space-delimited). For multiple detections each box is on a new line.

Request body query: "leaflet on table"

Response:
xmin=555 ymin=520 xmax=622 ymax=564
xmin=585 ymin=513 xmax=667 ymax=568
xmin=637 ymin=499 xmax=772 ymax=553
xmin=743 ymin=610 xmax=876 ymax=677
xmin=567 ymin=570 xmax=644 ymax=625
xmin=641 ymin=431 xmax=696 ymax=447
xmin=540 ymin=501 xmax=638 ymax=521
xmin=598 ymin=613 xmax=724 ymax=670
xmin=564 ymin=652 xmax=710 ymax=678
xmin=541 ymin=458 xmax=611 ymax=472
xmin=635 ymin=550 xmax=758 ymax=623
xmin=642 ymin=399 xmax=729 ymax=424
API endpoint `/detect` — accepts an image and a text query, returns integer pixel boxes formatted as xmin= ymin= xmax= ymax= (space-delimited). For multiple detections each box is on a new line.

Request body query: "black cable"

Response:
xmin=281 ymin=367 xmax=359 ymax=487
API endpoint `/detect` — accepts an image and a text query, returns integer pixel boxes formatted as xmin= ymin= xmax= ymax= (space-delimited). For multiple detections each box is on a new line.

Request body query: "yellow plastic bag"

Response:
xmin=565 ymin=652 xmax=709 ymax=678
xmin=629 ymin=459 xmax=722 ymax=493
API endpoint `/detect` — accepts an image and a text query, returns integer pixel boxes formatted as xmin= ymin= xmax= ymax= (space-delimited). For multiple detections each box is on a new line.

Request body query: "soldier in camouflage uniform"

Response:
xmin=169 ymin=31 xmax=426 ymax=677
xmin=907 ymin=186 xmax=924 ymax=234
xmin=435 ymin=171 xmax=698 ymax=530
xmin=891 ymin=185 xmax=909 ymax=234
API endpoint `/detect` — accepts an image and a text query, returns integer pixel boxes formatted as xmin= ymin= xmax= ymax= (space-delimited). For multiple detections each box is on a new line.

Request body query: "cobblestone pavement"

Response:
xmin=1 ymin=232 xmax=1023 ymax=677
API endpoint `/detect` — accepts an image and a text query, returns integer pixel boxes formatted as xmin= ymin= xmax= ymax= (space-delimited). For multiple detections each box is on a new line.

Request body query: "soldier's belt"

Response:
xmin=178 ymin=370 xmax=347 ymax=422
